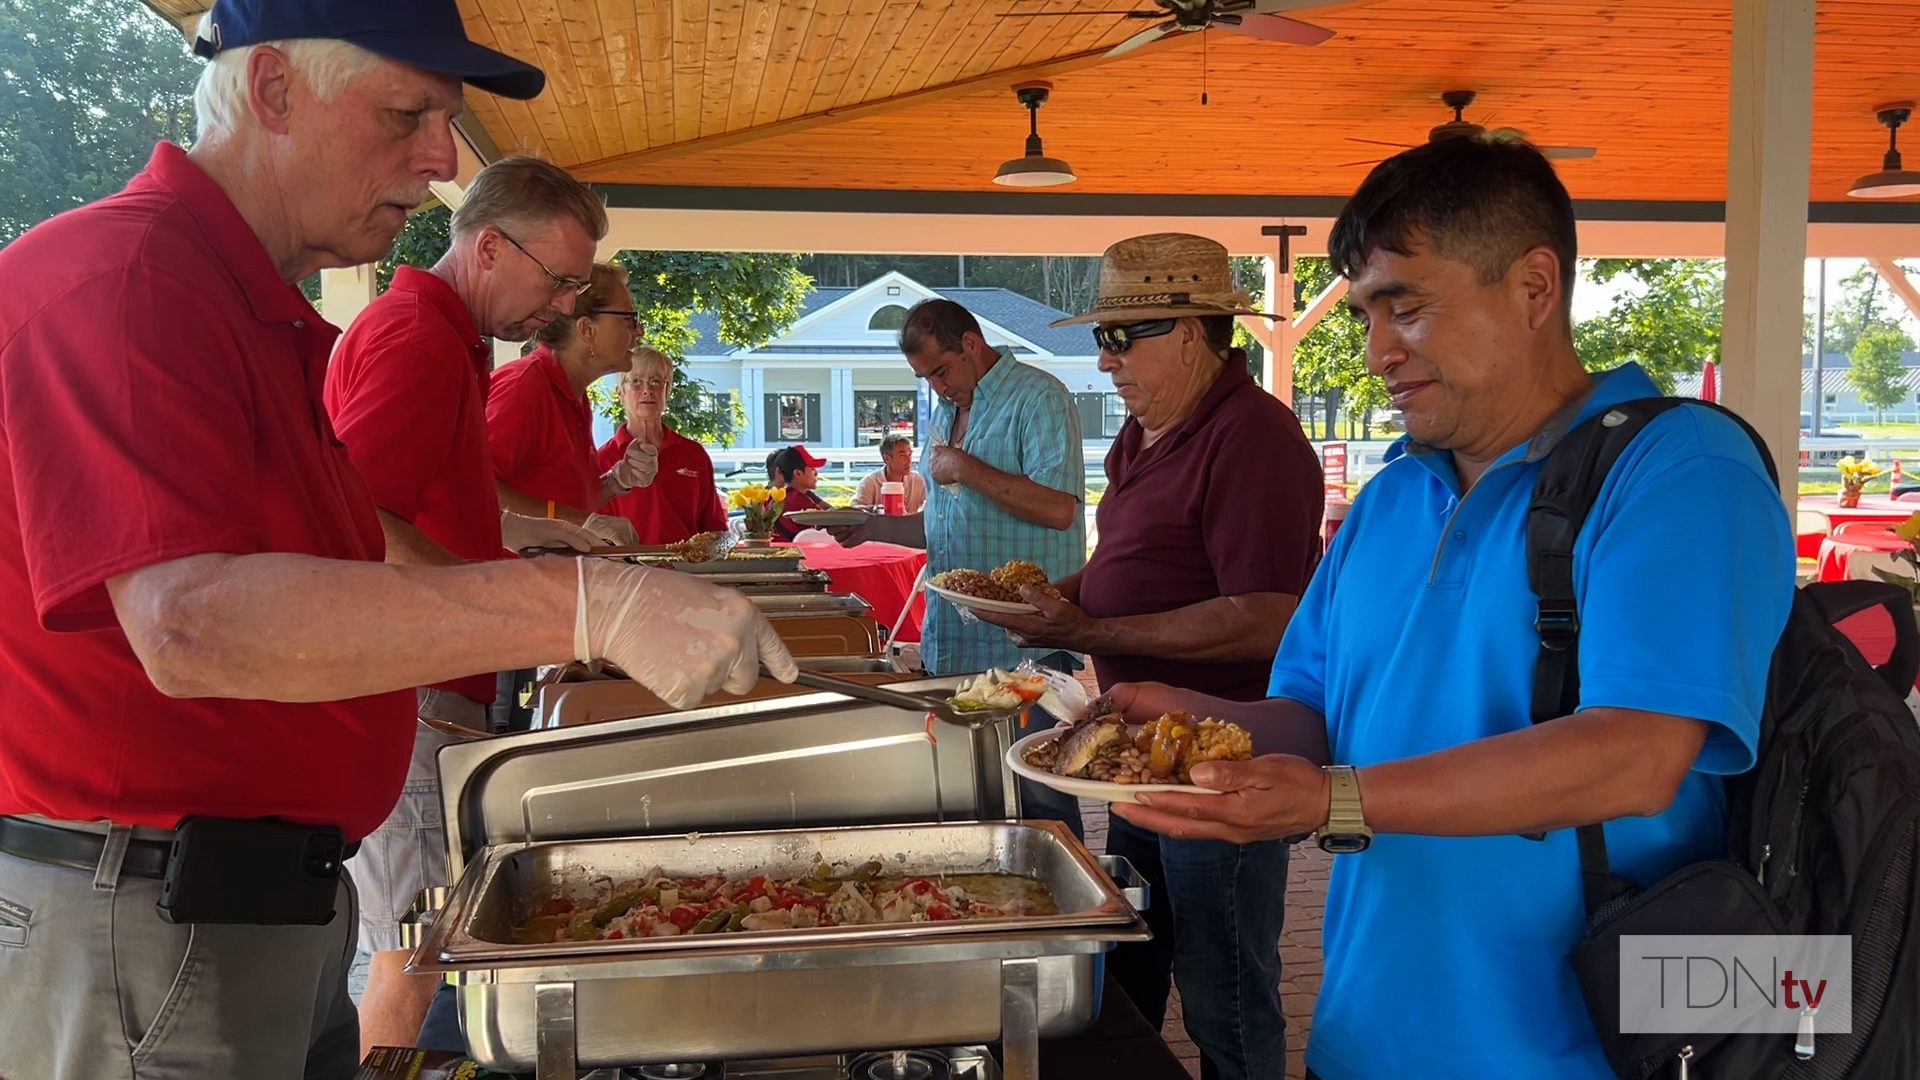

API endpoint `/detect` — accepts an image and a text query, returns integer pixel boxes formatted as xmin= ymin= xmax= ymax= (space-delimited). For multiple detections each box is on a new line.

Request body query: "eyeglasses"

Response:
xmin=590 ymin=309 xmax=643 ymax=333
xmin=1092 ymin=319 xmax=1178 ymax=355
xmin=624 ymin=375 xmax=669 ymax=391
xmin=497 ymin=229 xmax=592 ymax=297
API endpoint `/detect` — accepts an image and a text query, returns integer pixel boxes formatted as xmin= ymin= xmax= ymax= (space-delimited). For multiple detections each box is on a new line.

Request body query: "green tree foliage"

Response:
xmin=0 ymin=0 xmax=200 ymax=247
xmin=365 ymin=214 xmax=810 ymax=446
xmin=1288 ymin=256 xmax=1386 ymax=436
xmin=1571 ymin=259 xmax=1723 ymax=393
xmin=1807 ymin=263 xmax=1920 ymax=359
xmin=1848 ymin=325 xmax=1917 ymax=420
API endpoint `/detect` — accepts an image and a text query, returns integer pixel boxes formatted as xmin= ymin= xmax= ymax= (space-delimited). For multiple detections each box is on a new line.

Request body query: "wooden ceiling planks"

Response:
xmin=135 ymin=0 xmax=1920 ymax=203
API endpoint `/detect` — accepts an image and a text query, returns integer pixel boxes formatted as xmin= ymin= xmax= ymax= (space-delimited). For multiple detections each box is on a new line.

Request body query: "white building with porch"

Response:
xmin=678 ymin=272 xmax=1113 ymax=451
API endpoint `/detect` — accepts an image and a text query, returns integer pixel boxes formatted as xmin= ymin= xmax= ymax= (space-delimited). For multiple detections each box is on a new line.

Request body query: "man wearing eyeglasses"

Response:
xmin=322 ymin=154 xmax=631 ymax=1051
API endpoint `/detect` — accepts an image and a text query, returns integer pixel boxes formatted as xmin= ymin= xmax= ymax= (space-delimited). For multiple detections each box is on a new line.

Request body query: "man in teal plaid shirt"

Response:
xmin=833 ymin=297 xmax=1087 ymax=671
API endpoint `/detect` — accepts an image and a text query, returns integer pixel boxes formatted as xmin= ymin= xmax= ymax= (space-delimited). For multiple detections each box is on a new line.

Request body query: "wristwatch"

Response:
xmin=1315 ymin=765 xmax=1373 ymax=854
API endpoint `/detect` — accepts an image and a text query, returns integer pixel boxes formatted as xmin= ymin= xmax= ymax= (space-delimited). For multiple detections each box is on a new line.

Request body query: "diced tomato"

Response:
xmin=903 ymin=878 xmax=937 ymax=896
xmin=667 ymin=906 xmax=702 ymax=932
xmin=607 ymin=929 xmax=624 ymax=939
xmin=926 ymin=903 xmax=958 ymax=921
xmin=538 ymin=898 xmax=575 ymax=916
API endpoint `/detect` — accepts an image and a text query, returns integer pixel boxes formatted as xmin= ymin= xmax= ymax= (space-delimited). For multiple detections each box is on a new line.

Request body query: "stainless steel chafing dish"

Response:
xmin=413 ymin=683 xmax=1149 ymax=1079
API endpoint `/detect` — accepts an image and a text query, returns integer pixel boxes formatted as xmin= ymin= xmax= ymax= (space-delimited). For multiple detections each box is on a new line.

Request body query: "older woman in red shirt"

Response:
xmin=487 ymin=263 xmax=650 ymax=545
xmin=597 ymin=346 xmax=728 ymax=544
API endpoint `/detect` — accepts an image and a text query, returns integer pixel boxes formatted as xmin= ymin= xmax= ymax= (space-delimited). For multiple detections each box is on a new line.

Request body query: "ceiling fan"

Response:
xmin=1339 ymin=90 xmax=1598 ymax=167
xmin=998 ymin=0 xmax=1338 ymax=58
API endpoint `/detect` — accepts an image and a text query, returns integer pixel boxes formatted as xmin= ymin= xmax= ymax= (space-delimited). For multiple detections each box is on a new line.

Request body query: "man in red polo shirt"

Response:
xmin=323 ymin=153 xmax=615 ymax=1052
xmin=0 ymin=4 xmax=794 ymax=1077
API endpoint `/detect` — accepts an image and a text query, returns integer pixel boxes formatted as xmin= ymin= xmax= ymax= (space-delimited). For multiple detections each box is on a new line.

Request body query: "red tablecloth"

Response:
xmin=1796 ymin=495 xmax=1916 ymax=559
xmin=1836 ymin=605 xmax=1920 ymax=689
xmin=790 ymin=541 xmax=927 ymax=643
xmin=1816 ymin=524 xmax=1913 ymax=582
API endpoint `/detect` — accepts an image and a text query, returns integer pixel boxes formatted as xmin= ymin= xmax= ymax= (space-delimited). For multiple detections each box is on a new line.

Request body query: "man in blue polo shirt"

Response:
xmin=1110 ymin=136 xmax=1795 ymax=1077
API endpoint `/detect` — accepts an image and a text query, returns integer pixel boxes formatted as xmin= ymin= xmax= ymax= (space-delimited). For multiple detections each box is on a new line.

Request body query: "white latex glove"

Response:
xmin=582 ymin=513 xmax=641 ymax=547
xmin=575 ymin=559 xmax=799 ymax=708
xmin=605 ymin=438 xmax=660 ymax=493
xmin=501 ymin=510 xmax=599 ymax=552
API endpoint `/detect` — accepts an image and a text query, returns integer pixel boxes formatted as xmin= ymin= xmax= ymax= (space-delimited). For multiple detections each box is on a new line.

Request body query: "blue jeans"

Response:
xmin=1106 ymin=814 xmax=1291 ymax=1080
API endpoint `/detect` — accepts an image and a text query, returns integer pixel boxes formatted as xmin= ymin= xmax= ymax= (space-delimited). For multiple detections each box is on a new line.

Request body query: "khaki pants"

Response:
xmin=0 ymin=835 xmax=359 ymax=1080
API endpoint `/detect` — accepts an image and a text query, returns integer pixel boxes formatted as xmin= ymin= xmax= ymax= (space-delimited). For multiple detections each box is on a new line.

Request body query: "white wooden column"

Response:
xmin=492 ymin=338 xmax=523 ymax=369
xmin=1718 ymin=0 xmax=1815 ymax=502
xmin=319 ymin=264 xmax=378 ymax=336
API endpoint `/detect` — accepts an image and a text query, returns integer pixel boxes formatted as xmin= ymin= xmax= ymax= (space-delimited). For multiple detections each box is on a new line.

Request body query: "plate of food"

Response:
xmin=927 ymin=560 xmax=1060 ymax=615
xmin=1007 ymin=707 xmax=1254 ymax=804
xmin=785 ymin=508 xmax=875 ymax=528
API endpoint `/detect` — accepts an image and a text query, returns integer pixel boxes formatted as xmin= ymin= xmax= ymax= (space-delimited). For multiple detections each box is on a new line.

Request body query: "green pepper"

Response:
xmin=563 ymin=913 xmax=598 ymax=942
xmin=724 ymin=905 xmax=747 ymax=932
xmin=690 ymin=908 xmax=731 ymax=934
xmin=592 ymin=887 xmax=649 ymax=927
xmin=837 ymin=860 xmax=883 ymax=884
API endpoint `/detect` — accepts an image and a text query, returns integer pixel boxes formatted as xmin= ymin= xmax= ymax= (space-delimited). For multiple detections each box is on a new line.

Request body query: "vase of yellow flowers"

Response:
xmin=730 ymin=482 xmax=785 ymax=540
xmin=1837 ymin=455 xmax=1884 ymax=509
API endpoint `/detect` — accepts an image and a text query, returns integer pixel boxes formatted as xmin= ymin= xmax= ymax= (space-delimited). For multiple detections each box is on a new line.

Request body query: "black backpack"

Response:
xmin=1528 ymin=396 xmax=1920 ymax=1079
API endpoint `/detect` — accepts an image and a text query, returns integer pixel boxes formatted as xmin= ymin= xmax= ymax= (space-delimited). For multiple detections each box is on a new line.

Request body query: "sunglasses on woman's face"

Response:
xmin=590 ymin=309 xmax=644 ymax=335
xmin=1092 ymin=319 xmax=1178 ymax=355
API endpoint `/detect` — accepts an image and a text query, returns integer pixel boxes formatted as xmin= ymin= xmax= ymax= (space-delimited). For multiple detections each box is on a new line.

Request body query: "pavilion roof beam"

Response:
xmin=567 ymin=36 xmax=1187 ymax=183
xmin=1869 ymin=257 xmax=1920 ymax=324
xmin=1718 ymin=0 xmax=1815 ymax=502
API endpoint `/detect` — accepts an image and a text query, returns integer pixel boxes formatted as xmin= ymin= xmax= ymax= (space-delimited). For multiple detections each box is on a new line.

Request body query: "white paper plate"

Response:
xmin=926 ymin=583 xmax=1039 ymax=615
xmin=1006 ymin=728 xmax=1224 ymax=805
xmin=785 ymin=509 xmax=875 ymax=527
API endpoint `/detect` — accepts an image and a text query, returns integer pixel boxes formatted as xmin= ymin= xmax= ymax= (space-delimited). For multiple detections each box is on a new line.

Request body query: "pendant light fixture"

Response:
xmin=993 ymin=82 xmax=1076 ymax=188
xmin=1848 ymin=103 xmax=1920 ymax=200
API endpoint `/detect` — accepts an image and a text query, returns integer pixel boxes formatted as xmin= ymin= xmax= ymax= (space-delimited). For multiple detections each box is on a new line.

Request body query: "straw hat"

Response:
xmin=1051 ymin=232 xmax=1271 ymax=327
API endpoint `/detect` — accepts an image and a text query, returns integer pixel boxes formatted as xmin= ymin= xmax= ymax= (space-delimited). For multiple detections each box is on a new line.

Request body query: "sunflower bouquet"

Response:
xmin=729 ymin=483 xmax=785 ymax=538
xmin=1836 ymin=456 xmax=1884 ymax=508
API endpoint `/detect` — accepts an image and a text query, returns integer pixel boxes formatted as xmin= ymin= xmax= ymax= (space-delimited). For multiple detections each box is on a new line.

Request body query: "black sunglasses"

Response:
xmin=498 ymin=229 xmax=592 ymax=297
xmin=589 ymin=309 xmax=643 ymax=334
xmin=1092 ymin=319 xmax=1178 ymax=355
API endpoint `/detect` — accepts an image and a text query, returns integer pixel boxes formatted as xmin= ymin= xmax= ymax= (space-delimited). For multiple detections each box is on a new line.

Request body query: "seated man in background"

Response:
xmin=853 ymin=433 xmax=927 ymax=514
xmin=771 ymin=444 xmax=833 ymax=541
xmin=597 ymin=347 xmax=728 ymax=544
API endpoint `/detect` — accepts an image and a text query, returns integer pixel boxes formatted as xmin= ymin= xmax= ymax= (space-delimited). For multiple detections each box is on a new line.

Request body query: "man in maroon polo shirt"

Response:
xmin=0 ymin=5 xmax=794 ymax=1077
xmin=323 ymin=154 xmax=617 ymax=1053
xmin=976 ymin=234 xmax=1322 ymax=1080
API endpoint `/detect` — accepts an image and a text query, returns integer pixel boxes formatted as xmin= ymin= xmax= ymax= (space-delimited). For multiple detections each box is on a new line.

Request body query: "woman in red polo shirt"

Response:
xmin=597 ymin=346 xmax=728 ymax=543
xmin=487 ymin=263 xmax=648 ymax=544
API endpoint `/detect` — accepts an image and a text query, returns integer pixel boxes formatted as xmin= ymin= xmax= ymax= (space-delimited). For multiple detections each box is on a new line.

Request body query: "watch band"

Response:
xmin=1316 ymin=765 xmax=1373 ymax=853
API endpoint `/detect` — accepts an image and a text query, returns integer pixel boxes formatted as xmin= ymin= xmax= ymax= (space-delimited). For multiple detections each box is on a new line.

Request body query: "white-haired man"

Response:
xmin=0 ymin=2 xmax=794 ymax=1077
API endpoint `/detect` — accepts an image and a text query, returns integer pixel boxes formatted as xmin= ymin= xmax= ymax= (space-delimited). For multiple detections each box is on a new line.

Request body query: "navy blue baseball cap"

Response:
xmin=192 ymin=0 xmax=546 ymax=101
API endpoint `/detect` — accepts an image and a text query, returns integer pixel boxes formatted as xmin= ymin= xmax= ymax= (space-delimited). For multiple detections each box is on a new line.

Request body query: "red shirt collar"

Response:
xmin=527 ymin=344 xmax=591 ymax=421
xmin=388 ymin=266 xmax=489 ymax=375
xmin=143 ymin=142 xmax=322 ymax=330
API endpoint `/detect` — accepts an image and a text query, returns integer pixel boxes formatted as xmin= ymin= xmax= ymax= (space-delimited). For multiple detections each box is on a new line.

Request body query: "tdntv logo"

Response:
xmin=1620 ymin=935 xmax=1853 ymax=1044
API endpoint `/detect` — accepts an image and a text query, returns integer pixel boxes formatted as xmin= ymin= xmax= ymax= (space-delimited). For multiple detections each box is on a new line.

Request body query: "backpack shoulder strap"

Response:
xmin=1528 ymin=396 xmax=1776 ymax=916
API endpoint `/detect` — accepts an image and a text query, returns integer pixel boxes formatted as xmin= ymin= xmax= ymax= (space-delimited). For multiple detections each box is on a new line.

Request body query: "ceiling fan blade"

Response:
xmin=1541 ymin=145 xmax=1597 ymax=160
xmin=1345 ymin=137 xmax=1414 ymax=149
xmin=1336 ymin=158 xmax=1385 ymax=168
xmin=994 ymin=9 xmax=1156 ymax=15
xmin=1105 ymin=22 xmax=1176 ymax=56
xmin=1245 ymin=0 xmax=1345 ymax=13
xmin=1223 ymin=12 xmax=1336 ymax=45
